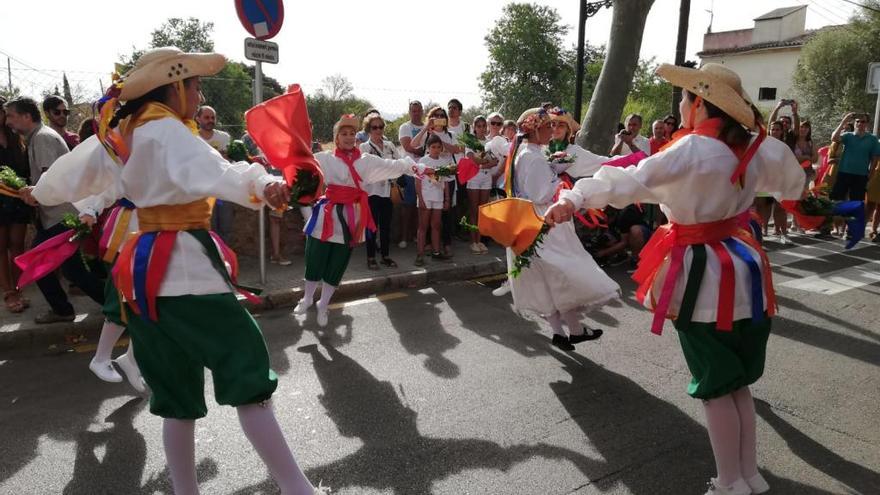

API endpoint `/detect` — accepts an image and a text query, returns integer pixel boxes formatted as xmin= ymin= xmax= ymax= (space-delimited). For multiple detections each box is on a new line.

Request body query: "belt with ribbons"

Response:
xmin=632 ymin=216 xmax=776 ymax=335
xmin=112 ymin=198 xmax=259 ymax=322
xmin=304 ymin=184 xmax=375 ymax=247
xmin=99 ymin=198 xmax=136 ymax=263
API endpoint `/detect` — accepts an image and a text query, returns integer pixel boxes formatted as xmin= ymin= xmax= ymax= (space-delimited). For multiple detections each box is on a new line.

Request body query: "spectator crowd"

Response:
xmin=2 ymin=89 xmax=879 ymax=322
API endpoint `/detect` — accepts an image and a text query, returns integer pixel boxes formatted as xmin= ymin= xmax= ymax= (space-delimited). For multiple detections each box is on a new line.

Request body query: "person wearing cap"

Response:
xmin=295 ymin=114 xmax=434 ymax=326
xmin=502 ymin=107 xmax=620 ymax=351
xmin=21 ymin=47 xmax=328 ymax=495
xmin=546 ymin=63 xmax=805 ymax=495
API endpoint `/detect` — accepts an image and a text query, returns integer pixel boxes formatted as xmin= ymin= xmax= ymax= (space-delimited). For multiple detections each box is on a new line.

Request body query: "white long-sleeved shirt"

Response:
xmin=560 ymin=133 xmax=804 ymax=322
xmin=309 ymin=150 xmax=420 ymax=244
xmin=33 ymin=117 xmax=280 ymax=296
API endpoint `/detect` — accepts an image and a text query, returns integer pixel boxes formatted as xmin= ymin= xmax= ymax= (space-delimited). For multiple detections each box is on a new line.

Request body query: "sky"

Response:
xmin=1 ymin=0 xmax=858 ymax=118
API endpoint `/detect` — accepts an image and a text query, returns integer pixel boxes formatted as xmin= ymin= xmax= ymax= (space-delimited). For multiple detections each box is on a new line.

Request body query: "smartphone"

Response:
xmin=433 ymin=118 xmax=447 ymax=127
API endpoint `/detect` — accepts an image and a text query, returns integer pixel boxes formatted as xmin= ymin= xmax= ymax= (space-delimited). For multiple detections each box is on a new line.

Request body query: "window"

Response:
xmin=758 ymin=87 xmax=777 ymax=101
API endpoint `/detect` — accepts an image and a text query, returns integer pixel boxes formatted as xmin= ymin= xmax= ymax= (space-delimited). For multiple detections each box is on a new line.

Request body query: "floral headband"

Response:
xmin=517 ymin=108 xmax=550 ymax=133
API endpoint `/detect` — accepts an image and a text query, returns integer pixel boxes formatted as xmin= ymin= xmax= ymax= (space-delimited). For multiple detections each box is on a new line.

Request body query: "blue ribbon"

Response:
xmin=748 ymin=219 xmax=763 ymax=244
xmin=303 ymin=198 xmax=328 ymax=237
xmin=133 ymin=232 xmax=157 ymax=318
xmin=118 ymin=198 xmax=136 ymax=209
xmin=723 ymin=238 xmax=764 ymax=324
xmin=832 ymin=200 xmax=865 ymax=249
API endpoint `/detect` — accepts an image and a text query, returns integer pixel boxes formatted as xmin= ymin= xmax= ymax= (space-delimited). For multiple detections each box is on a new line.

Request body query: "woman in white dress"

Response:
xmin=506 ymin=108 xmax=620 ymax=351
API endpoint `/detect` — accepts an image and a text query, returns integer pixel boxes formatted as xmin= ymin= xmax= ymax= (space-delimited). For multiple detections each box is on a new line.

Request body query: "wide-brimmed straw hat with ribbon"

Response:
xmin=656 ymin=63 xmax=758 ymax=130
xmin=118 ymin=47 xmax=226 ymax=101
xmin=548 ymin=107 xmax=580 ymax=134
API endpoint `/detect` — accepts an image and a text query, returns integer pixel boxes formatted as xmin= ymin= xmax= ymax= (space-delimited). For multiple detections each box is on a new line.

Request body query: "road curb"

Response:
xmin=0 ymin=258 xmax=505 ymax=354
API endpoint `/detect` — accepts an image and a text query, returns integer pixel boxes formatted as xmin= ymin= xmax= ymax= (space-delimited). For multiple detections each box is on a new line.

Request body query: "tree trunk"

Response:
xmin=576 ymin=0 xmax=655 ymax=155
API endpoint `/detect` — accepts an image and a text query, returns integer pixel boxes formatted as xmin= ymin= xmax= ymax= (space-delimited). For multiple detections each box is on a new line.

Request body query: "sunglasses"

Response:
xmin=855 ymin=120 xmax=866 ymax=123
xmin=371 ymin=124 xmax=385 ymax=130
xmin=489 ymin=121 xmax=503 ymax=126
xmin=51 ymin=108 xmax=70 ymax=116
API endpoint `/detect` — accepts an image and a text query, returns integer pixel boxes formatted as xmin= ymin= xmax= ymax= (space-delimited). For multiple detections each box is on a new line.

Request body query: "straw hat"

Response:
xmin=655 ymin=63 xmax=758 ymax=130
xmin=333 ymin=114 xmax=361 ymax=140
xmin=548 ymin=107 xmax=580 ymax=134
xmin=119 ymin=47 xmax=226 ymax=101
xmin=517 ymin=107 xmax=551 ymax=133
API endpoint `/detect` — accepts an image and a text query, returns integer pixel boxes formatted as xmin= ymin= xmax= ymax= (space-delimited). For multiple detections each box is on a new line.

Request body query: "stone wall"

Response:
xmin=228 ymin=204 xmax=307 ymax=258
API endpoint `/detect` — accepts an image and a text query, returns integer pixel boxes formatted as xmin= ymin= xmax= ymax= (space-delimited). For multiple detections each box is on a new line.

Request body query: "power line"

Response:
xmin=807 ymin=0 xmax=851 ymax=24
xmin=836 ymin=0 xmax=880 ymax=14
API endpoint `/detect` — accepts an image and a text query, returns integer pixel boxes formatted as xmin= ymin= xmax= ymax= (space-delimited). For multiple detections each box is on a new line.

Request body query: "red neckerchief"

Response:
xmin=334 ymin=147 xmax=364 ymax=188
xmin=660 ymin=115 xmax=765 ymax=187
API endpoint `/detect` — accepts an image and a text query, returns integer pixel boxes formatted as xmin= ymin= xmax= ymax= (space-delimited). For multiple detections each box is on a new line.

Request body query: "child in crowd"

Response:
xmin=416 ymin=135 xmax=453 ymax=266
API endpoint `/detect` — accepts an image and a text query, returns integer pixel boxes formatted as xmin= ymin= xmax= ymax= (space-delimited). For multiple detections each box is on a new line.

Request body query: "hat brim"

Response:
xmin=120 ymin=52 xmax=226 ymax=101
xmin=656 ymin=64 xmax=758 ymax=130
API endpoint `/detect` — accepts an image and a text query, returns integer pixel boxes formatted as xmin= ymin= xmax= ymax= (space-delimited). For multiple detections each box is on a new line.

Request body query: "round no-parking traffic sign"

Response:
xmin=235 ymin=0 xmax=284 ymax=41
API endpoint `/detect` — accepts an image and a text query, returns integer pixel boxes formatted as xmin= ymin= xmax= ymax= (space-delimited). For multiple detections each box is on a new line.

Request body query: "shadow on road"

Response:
xmin=755 ymin=399 xmax=880 ymax=494
xmin=380 ymin=289 xmax=461 ymax=379
xmin=776 ymin=294 xmax=880 ymax=344
xmin=267 ymin=342 xmax=604 ymax=495
xmin=771 ymin=316 xmax=880 ymax=367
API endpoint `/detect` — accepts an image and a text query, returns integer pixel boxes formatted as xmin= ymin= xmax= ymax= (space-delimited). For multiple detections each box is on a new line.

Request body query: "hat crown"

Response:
xmin=131 ymin=47 xmax=183 ymax=72
xmin=700 ymin=64 xmax=745 ymax=97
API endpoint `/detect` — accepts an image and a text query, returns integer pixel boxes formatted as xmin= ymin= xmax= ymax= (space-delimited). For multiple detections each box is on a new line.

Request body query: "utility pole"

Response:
xmin=671 ymin=0 xmax=691 ymax=120
xmin=574 ymin=0 xmax=613 ymax=123
xmin=7 ymin=57 xmax=11 ymax=95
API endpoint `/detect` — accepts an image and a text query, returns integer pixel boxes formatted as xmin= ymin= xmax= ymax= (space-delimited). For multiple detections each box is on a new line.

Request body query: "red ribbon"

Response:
xmin=553 ymin=179 xmax=608 ymax=228
xmin=708 ymin=241 xmax=736 ymax=331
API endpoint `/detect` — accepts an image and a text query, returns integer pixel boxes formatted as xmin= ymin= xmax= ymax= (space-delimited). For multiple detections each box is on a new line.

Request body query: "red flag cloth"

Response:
xmin=245 ymin=84 xmax=324 ymax=204
xmin=456 ymin=157 xmax=480 ymax=184
xmin=813 ymin=146 xmax=830 ymax=190
xmin=779 ymin=200 xmax=827 ymax=231
xmin=601 ymin=151 xmax=647 ymax=168
xmin=15 ymin=229 xmax=80 ymax=288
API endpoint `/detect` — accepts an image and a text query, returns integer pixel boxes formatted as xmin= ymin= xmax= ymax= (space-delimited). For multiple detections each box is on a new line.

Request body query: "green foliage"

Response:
xmin=620 ymin=58 xmax=673 ymax=128
xmin=305 ymin=75 xmax=373 ymax=142
xmin=384 ymin=114 xmax=410 ymax=144
xmin=0 ymin=166 xmax=27 ymax=190
xmin=794 ymin=3 xmax=880 ymax=142
xmin=480 ymin=3 xmax=574 ymax=118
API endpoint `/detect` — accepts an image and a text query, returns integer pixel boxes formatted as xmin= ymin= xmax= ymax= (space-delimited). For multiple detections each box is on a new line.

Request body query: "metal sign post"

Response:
xmin=236 ymin=0 xmax=283 ymax=285
xmin=868 ymin=62 xmax=880 ymax=135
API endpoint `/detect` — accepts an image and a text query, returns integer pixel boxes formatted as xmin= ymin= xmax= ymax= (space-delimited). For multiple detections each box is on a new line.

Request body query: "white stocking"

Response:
xmin=317 ymin=282 xmax=336 ymax=310
xmin=561 ymin=310 xmax=586 ymax=336
xmin=93 ymin=320 xmax=125 ymax=363
xmin=703 ymin=394 xmax=743 ymax=486
xmin=237 ymin=402 xmax=314 ymax=494
xmin=544 ymin=312 xmax=566 ymax=337
xmin=302 ymin=280 xmax=319 ymax=306
xmin=732 ymin=387 xmax=759 ymax=479
xmin=163 ymin=418 xmax=199 ymax=495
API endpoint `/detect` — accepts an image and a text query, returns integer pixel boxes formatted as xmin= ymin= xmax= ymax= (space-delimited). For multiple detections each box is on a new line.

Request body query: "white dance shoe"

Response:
xmin=114 ymin=352 xmax=147 ymax=393
xmin=294 ymin=299 xmax=313 ymax=315
xmin=89 ymin=358 xmax=123 ymax=383
xmin=492 ymin=281 xmax=510 ymax=296
xmin=704 ymin=477 xmax=751 ymax=495
xmin=316 ymin=306 xmax=329 ymax=327
xmin=745 ymin=473 xmax=770 ymax=494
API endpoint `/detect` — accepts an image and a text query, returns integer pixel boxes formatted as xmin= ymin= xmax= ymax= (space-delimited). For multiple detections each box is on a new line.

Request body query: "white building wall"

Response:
xmin=701 ymin=48 xmax=802 ymax=108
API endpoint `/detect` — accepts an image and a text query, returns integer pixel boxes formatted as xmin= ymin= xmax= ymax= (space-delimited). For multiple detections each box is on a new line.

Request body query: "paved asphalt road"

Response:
xmin=0 ymin=235 xmax=878 ymax=494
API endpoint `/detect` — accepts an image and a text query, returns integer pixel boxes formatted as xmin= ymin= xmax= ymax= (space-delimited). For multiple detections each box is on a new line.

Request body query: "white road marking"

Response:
xmin=780 ymin=266 xmax=880 ymax=295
